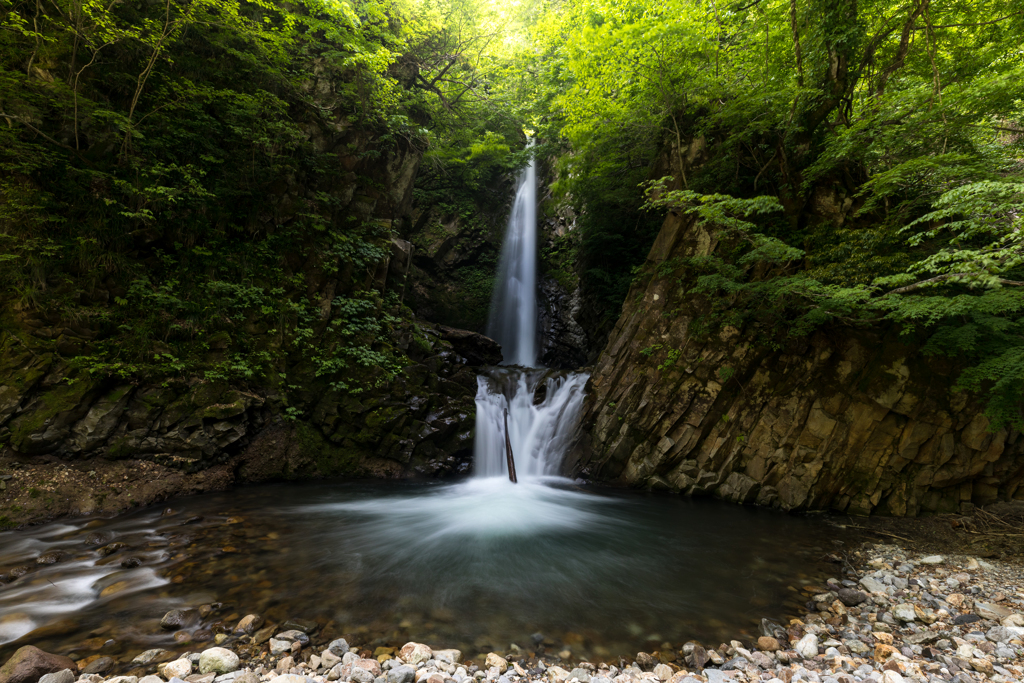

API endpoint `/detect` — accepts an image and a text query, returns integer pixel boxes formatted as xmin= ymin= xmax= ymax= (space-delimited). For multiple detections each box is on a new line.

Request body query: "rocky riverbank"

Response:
xmin=3 ymin=545 xmax=1022 ymax=683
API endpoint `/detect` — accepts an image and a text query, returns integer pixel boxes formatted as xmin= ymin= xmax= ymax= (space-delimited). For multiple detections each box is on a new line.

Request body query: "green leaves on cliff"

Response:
xmin=0 ymin=0 xmax=436 ymax=395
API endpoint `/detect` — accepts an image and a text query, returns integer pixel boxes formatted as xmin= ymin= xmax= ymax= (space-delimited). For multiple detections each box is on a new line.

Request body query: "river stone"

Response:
xmin=688 ymin=645 xmax=709 ymax=669
xmin=274 ymin=630 xmax=310 ymax=646
xmin=794 ymin=634 xmax=818 ymax=659
xmin=859 ymin=577 xmax=885 ymax=593
xmin=570 ymin=668 xmax=593 ymax=683
xmin=269 ymin=639 xmax=292 ymax=656
xmin=162 ymin=659 xmax=193 ymax=679
xmin=106 ymin=678 xmax=138 ymax=683
xmin=838 ymin=588 xmax=868 ymax=606
xmin=400 ymin=643 xmax=432 ymax=666
xmin=976 ymin=602 xmax=1013 ymax=620
xmin=433 ymin=650 xmax=462 ymax=665
xmin=82 ymin=658 xmax=114 ymax=674
xmin=919 ymin=555 xmax=944 ymax=565
xmin=703 ymin=671 xmax=739 ymax=683
xmin=388 ymin=666 xmax=416 ymax=683
xmin=757 ymin=637 xmax=781 ymax=652
xmin=893 ymin=604 xmax=917 ymax=622
xmin=880 ymin=672 xmax=903 ymax=683
xmin=351 ymin=667 xmax=374 ymax=683
xmin=132 ymin=649 xmax=170 ymax=665
xmin=328 ymin=639 xmax=351 ymax=657
xmin=139 ymin=677 xmax=164 ymax=683
xmin=987 ymin=625 xmax=1024 ymax=643
xmin=269 ymin=677 xmax=311 ymax=683
xmin=234 ymin=673 xmax=260 ymax=683
xmin=234 ymin=614 xmax=264 ymax=635
xmin=199 ymin=647 xmax=240 ymax=675
xmin=0 ymin=645 xmax=78 ymax=683
xmin=635 ymin=653 xmax=656 ymax=671
xmin=160 ymin=609 xmax=195 ymax=630
xmin=546 ymin=667 xmax=570 ymax=683
xmin=321 ymin=650 xmax=342 ymax=669
xmin=485 ymin=654 xmax=508 ymax=674
xmin=38 ymin=670 xmax=75 ymax=683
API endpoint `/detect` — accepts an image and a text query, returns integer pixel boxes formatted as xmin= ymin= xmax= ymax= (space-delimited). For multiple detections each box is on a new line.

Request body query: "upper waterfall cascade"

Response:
xmin=476 ymin=144 xmax=589 ymax=480
xmin=487 ymin=152 xmax=539 ymax=368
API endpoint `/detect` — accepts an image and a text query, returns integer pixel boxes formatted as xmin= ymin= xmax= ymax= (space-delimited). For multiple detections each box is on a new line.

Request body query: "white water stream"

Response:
xmin=477 ymin=144 xmax=590 ymax=481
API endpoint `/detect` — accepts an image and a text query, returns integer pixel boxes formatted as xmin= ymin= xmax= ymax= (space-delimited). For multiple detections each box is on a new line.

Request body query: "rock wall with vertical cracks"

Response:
xmin=567 ymin=210 xmax=1024 ymax=516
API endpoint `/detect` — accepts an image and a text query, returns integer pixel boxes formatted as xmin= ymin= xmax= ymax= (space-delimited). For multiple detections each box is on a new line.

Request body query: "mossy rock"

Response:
xmin=295 ymin=422 xmax=361 ymax=476
xmin=8 ymin=378 xmax=96 ymax=451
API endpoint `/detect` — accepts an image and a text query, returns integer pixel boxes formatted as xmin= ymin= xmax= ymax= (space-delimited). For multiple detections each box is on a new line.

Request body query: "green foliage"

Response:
xmin=0 ymin=0 xmax=431 ymax=399
xmin=516 ymin=0 xmax=1024 ymax=428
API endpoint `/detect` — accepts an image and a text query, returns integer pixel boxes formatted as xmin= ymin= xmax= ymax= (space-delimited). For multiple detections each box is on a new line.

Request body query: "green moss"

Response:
xmin=295 ymin=422 xmax=361 ymax=477
xmin=0 ymin=515 xmax=13 ymax=529
xmin=9 ymin=378 xmax=94 ymax=448
xmin=105 ymin=436 xmax=133 ymax=460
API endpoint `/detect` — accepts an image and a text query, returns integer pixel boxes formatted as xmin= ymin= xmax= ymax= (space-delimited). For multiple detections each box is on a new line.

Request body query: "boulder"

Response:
xmin=437 ymin=326 xmax=502 ymax=366
xmin=0 ymin=646 xmax=77 ymax=683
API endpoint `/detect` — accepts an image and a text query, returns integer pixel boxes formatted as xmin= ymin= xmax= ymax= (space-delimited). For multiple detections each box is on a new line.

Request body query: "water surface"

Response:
xmin=0 ymin=479 xmax=847 ymax=664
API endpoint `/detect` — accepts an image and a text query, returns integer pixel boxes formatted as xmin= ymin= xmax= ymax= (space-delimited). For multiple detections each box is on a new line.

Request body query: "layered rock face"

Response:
xmin=0 ymin=318 xmax=498 ymax=525
xmin=569 ymin=211 xmax=1024 ymax=516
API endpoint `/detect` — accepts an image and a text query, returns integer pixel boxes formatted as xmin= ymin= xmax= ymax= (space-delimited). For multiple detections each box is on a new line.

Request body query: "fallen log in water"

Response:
xmin=503 ymin=408 xmax=518 ymax=483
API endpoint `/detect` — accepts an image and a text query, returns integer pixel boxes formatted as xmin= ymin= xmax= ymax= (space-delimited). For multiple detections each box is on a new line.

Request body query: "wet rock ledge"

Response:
xmin=0 ymin=321 xmax=501 ymax=529
xmin=3 ymin=547 xmax=1022 ymax=683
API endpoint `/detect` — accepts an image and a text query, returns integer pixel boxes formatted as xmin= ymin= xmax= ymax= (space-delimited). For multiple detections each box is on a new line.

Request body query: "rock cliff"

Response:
xmin=569 ymin=209 xmax=1024 ymax=516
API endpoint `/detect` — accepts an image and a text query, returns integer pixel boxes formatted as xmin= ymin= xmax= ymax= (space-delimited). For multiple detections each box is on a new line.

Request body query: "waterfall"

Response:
xmin=473 ymin=368 xmax=589 ymax=477
xmin=475 ymin=142 xmax=589 ymax=480
xmin=487 ymin=152 xmax=538 ymax=368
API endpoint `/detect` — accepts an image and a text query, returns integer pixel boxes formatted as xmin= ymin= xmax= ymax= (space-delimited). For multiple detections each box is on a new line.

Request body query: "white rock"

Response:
xmin=794 ymin=634 xmax=819 ymax=659
xmin=39 ymin=671 xmax=75 ymax=683
xmin=162 ymin=659 xmax=193 ymax=679
xmin=270 ymin=639 xmax=293 ymax=656
xmin=401 ymin=643 xmax=433 ymax=666
xmin=652 ymin=664 xmax=672 ymax=682
xmin=919 ymin=555 xmax=944 ymax=565
xmin=547 ymin=667 xmax=570 ymax=683
xmin=106 ymin=678 xmax=139 ymax=683
xmin=342 ymin=652 xmax=359 ymax=666
xmin=893 ymin=604 xmax=917 ymax=622
xmin=270 ymin=676 xmax=312 ymax=683
xmin=200 ymin=647 xmax=241 ymax=675
xmin=139 ymin=677 xmax=164 ymax=683
xmin=321 ymin=651 xmax=342 ymax=669
xmin=1001 ymin=614 xmax=1024 ymax=627
xmin=485 ymin=654 xmax=507 ymax=674
xmin=880 ymin=672 xmax=903 ymax=683
xmin=434 ymin=650 xmax=462 ymax=665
